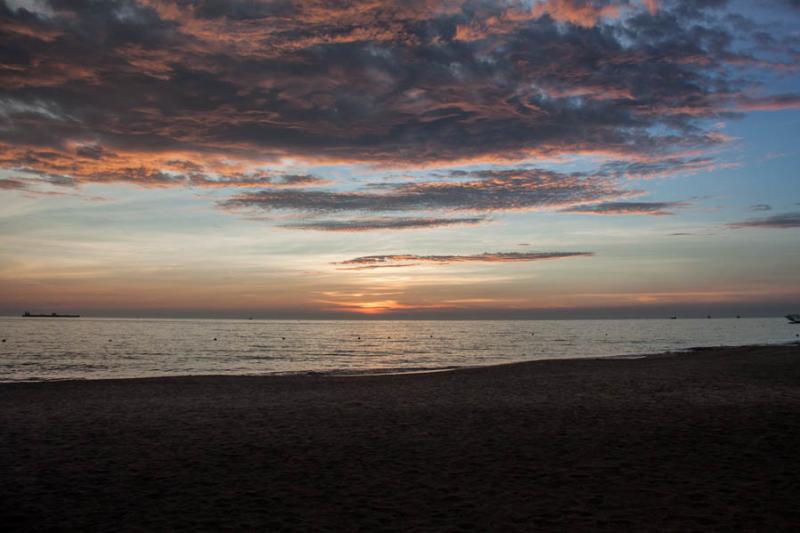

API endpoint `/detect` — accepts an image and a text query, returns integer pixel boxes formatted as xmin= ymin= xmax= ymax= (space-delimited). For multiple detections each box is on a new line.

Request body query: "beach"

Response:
xmin=2 ymin=344 xmax=799 ymax=531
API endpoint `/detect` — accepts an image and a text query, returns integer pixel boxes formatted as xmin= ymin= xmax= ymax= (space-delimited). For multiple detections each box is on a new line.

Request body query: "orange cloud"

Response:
xmin=455 ymin=0 xmax=657 ymax=41
xmin=644 ymin=0 xmax=659 ymax=15
xmin=531 ymin=0 xmax=621 ymax=28
xmin=0 ymin=142 xmax=328 ymax=189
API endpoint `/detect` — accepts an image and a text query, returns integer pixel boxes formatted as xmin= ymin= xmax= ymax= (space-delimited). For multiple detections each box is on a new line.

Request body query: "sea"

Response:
xmin=0 ymin=317 xmax=797 ymax=382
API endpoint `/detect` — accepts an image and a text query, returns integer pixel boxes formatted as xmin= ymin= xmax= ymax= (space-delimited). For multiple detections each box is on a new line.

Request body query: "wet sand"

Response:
xmin=2 ymin=344 xmax=799 ymax=531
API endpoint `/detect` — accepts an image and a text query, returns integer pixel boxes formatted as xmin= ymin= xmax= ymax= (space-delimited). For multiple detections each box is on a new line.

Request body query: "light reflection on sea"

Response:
xmin=0 ymin=317 xmax=797 ymax=382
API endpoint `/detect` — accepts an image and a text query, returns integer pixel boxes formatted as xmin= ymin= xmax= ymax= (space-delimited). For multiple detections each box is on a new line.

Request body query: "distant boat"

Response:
xmin=787 ymin=314 xmax=800 ymax=324
xmin=22 ymin=312 xmax=80 ymax=318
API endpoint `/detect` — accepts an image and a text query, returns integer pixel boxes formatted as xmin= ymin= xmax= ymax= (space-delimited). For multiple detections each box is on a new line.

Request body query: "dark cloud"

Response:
xmin=750 ymin=203 xmax=772 ymax=212
xmin=336 ymin=251 xmax=594 ymax=270
xmin=278 ymin=174 xmax=328 ymax=186
xmin=599 ymin=157 xmax=723 ymax=180
xmin=561 ymin=201 xmax=688 ymax=215
xmin=0 ymin=175 xmax=111 ymax=198
xmin=0 ymin=0 xmax=796 ymax=176
xmin=728 ymin=212 xmax=800 ymax=229
xmin=334 ymin=263 xmax=419 ymax=271
xmin=0 ymin=177 xmax=28 ymax=190
xmin=734 ymin=94 xmax=800 ymax=112
xmin=223 ymin=167 xmax=634 ymax=214
xmin=281 ymin=216 xmax=486 ymax=231
xmin=188 ymin=173 xmax=329 ymax=188
xmin=75 ymin=144 xmax=105 ymax=159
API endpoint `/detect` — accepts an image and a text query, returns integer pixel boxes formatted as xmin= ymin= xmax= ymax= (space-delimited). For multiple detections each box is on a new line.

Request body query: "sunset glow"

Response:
xmin=1 ymin=0 xmax=798 ymax=318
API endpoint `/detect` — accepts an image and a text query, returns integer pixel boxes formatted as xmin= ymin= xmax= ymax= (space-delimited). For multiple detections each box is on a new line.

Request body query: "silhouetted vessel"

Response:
xmin=787 ymin=314 xmax=800 ymax=324
xmin=22 ymin=312 xmax=80 ymax=318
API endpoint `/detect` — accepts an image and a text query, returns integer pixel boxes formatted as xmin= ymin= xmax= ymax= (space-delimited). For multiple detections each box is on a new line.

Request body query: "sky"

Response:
xmin=0 ymin=0 xmax=799 ymax=319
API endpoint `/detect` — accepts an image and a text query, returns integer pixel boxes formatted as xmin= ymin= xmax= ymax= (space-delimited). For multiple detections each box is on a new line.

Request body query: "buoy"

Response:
xmin=282 ymin=337 xmax=286 ymax=340
xmin=213 ymin=337 xmax=217 ymax=341
xmin=1 ymin=339 xmax=5 ymax=342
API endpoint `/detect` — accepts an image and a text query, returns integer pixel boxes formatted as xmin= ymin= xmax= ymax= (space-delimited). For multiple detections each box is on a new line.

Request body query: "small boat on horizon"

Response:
xmin=22 ymin=312 xmax=80 ymax=318
xmin=787 ymin=314 xmax=800 ymax=324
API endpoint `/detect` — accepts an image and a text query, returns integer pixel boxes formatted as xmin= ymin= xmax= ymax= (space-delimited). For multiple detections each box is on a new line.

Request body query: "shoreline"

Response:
xmin=3 ymin=340 xmax=798 ymax=385
xmin=2 ymin=343 xmax=799 ymax=530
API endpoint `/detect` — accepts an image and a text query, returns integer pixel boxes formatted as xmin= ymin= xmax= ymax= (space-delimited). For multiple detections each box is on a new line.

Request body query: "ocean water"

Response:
xmin=0 ymin=317 xmax=797 ymax=382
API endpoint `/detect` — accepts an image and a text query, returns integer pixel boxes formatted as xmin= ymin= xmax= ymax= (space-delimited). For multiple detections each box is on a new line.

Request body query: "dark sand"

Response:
xmin=2 ymin=345 xmax=800 ymax=531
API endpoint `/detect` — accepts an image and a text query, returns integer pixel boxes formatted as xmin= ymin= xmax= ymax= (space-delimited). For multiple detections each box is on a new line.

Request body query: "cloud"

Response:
xmin=0 ymin=142 xmax=331 ymax=188
xmin=599 ymin=157 xmax=730 ymax=180
xmin=0 ymin=0 xmax=795 ymax=180
xmin=280 ymin=216 xmax=487 ymax=232
xmin=728 ymin=212 xmax=800 ymax=229
xmin=734 ymin=94 xmax=800 ymax=112
xmin=529 ymin=0 xmax=625 ymax=28
xmin=0 ymin=178 xmax=28 ymax=190
xmin=188 ymin=173 xmax=330 ymax=189
xmin=222 ymin=163 xmax=716 ymax=229
xmin=335 ymin=251 xmax=594 ymax=269
xmin=0 ymin=175 xmax=115 ymax=199
xmin=223 ymin=167 xmax=634 ymax=215
xmin=561 ymin=201 xmax=688 ymax=215
xmin=750 ymin=203 xmax=772 ymax=212
xmin=335 ymin=264 xmax=420 ymax=271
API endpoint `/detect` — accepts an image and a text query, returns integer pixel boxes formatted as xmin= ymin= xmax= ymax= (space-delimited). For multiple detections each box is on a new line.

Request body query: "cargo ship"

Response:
xmin=22 ymin=312 xmax=80 ymax=318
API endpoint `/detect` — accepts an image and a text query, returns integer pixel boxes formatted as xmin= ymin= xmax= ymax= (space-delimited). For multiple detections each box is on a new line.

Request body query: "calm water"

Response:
xmin=0 ymin=317 xmax=797 ymax=382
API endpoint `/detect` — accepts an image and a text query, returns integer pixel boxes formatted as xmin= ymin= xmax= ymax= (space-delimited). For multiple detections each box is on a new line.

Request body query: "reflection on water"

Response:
xmin=0 ymin=317 xmax=796 ymax=382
